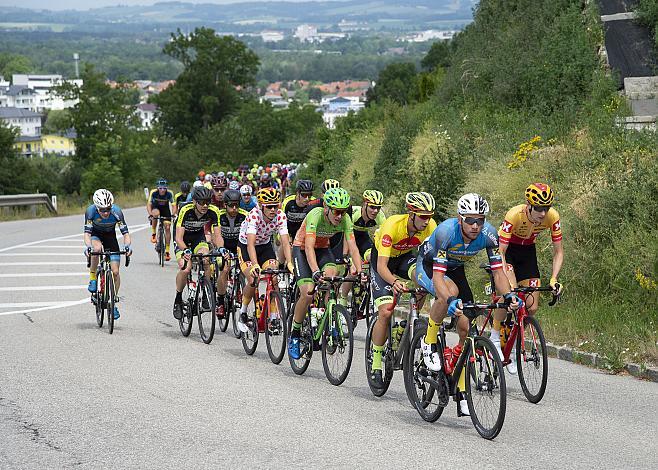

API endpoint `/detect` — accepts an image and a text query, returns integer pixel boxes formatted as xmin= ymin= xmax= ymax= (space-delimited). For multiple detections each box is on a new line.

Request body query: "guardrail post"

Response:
xmin=51 ymin=195 xmax=57 ymax=211
xmin=144 ymin=187 xmax=149 ymax=200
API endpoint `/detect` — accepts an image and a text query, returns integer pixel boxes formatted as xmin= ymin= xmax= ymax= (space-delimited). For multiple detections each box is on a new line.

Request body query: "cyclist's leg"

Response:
xmin=291 ymin=246 xmax=316 ymax=328
xmin=370 ymin=251 xmax=402 ymax=369
xmin=151 ymin=208 xmax=161 ymax=240
xmin=88 ymin=235 xmax=103 ymax=291
xmin=509 ymin=244 xmax=541 ymax=316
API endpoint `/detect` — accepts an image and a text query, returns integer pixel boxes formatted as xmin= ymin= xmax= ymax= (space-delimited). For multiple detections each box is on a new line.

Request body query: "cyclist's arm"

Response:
xmin=83 ymin=232 xmax=92 ymax=248
xmin=246 ymin=233 xmax=259 ymax=266
xmin=345 ymin=234 xmax=362 ymax=273
xmin=376 ymin=254 xmax=397 ymax=286
xmin=304 ymin=235 xmax=320 ymax=273
xmin=280 ymin=234 xmax=292 ymax=263
xmin=551 ymin=239 xmax=564 ymax=280
xmin=175 ymin=226 xmax=187 ymax=250
xmin=498 ymin=242 xmax=517 ymax=288
xmin=122 ymin=232 xmax=132 ymax=249
xmin=211 ymin=225 xmax=223 ymax=249
xmin=485 ymin=226 xmax=511 ymax=296
xmin=146 ymin=200 xmax=153 ymax=215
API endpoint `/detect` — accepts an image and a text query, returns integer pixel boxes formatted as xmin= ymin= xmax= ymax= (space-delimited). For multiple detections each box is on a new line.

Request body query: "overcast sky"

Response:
xmin=0 ymin=0 xmax=332 ymax=10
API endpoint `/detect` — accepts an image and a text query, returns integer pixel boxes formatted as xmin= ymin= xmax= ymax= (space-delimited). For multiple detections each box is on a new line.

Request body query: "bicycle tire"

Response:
xmin=158 ymin=222 xmax=165 ymax=267
xmin=217 ymin=291 xmax=230 ymax=333
xmin=94 ymin=269 xmax=104 ymax=328
xmin=403 ymin=326 xmax=444 ymax=422
xmin=265 ymin=292 xmax=287 ymax=364
xmin=179 ymin=281 xmax=194 ymax=337
xmin=197 ymin=277 xmax=216 ymax=344
xmin=287 ymin=310 xmax=312 ymax=375
xmin=321 ymin=305 xmax=354 ymax=386
xmin=516 ymin=315 xmax=548 ymax=404
xmin=107 ymin=271 xmax=115 ymax=335
xmin=230 ymin=275 xmax=244 ymax=338
xmin=240 ymin=299 xmax=259 ymax=355
xmin=465 ymin=336 xmax=507 ymax=440
xmin=364 ymin=315 xmax=394 ymax=396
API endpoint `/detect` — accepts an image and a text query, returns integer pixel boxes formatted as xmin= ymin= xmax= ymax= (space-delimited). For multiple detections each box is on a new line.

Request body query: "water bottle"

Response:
xmin=188 ymin=280 xmax=197 ymax=298
xmin=317 ymin=308 xmax=325 ymax=326
xmin=256 ymin=294 xmax=265 ymax=319
xmin=500 ymin=321 xmax=507 ymax=348
xmin=443 ymin=346 xmax=454 ymax=375
xmin=391 ymin=322 xmax=400 ymax=351
xmin=310 ymin=307 xmax=319 ymax=328
xmin=451 ymin=344 xmax=462 ymax=371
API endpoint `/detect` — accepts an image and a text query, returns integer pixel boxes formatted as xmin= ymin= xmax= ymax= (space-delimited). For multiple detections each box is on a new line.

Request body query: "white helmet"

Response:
xmin=229 ymin=180 xmax=240 ymax=190
xmin=193 ymin=180 xmax=203 ymax=187
xmin=204 ymin=174 xmax=212 ymax=182
xmin=218 ymin=171 xmax=225 ymax=178
xmin=240 ymin=184 xmax=252 ymax=195
xmin=93 ymin=189 xmax=114 ymax=209
xmin=457 ymin=193 xmax=489 ymax=216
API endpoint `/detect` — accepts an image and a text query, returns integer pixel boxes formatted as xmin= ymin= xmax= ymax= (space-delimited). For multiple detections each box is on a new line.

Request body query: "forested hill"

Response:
xmin=299 ymin=0 xmax=657 ymax=367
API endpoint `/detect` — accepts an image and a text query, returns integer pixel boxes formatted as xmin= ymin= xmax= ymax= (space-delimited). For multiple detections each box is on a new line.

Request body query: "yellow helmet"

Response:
xmin=321 ymin=179 xmax=340 ymax=192
xmin=525 ymin=183 xmax=554 ymax=206
xmin=362 ymin=189 xmax=383 ymax=206
xmin=257 ymin=187 xmax=281 ymax=204
xmin=405 ymin=192 xmax=435 ymax=215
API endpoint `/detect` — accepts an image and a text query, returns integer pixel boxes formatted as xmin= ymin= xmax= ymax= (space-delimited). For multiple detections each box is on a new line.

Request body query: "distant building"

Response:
xmin=261 ymin=30 xmax=285 ymax=42
xmin=6 ymin=74 xmax=81 ymax=111
xmin=295 ymin=24 xmax=317 ymax=42
xmin=0 ymin=76 xmax=9 ymax=87
xmin=0 ymin=107 xmax=42 ymax=137
xmin=0 ymin=85 xmax=37 ymax=109
xmin=402 ymin=30 xmax=457 ymax=42
xmin=13 ymin=130 xmax=76 ymax=158
xmin=320 ymin=96 xmax=364 ymax=128
xmin=136 ymin=103 xmax=157 ymax=129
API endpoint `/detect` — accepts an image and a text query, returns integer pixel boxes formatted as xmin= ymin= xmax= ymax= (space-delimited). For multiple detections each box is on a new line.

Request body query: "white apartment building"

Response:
xmin=295 ymin=24 xmax=317 ymax=42
xmin=136 ymin=103 xmax=157 ymax=129
xmin=7 ymin=74 xmax=82 ymax=111
xmin=0 ymin=107 xmax=43 ymax=137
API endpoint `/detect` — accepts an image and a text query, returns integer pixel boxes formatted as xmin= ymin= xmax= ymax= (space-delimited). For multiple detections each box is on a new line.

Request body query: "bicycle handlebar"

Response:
xmin=387 ymin=287 xmax=428 ymax=312
xmin=461 ymin=301 xmax=510 ymax=320
xmin=512 ymin=285 xmax=561 ymax=306
xmin=86 ymin=250 xmax=131 ymax=268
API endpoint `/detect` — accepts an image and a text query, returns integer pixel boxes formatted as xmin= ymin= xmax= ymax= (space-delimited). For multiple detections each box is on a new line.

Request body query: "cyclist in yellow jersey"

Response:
xmin=369 ymin=192 xmax=437 ymax=387
xmin=498 ymin=182 xmax=564 ymax=318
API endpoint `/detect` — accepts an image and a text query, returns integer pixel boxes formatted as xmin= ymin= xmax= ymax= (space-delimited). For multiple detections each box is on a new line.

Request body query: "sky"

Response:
xmin=0 ymin=0 xmax=333 ymax=10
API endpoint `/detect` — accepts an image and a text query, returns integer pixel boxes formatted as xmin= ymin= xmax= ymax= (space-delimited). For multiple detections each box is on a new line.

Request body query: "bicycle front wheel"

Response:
xmin=287 ymin=310 xmax=313 ymax=375
xmin=231 ymin=275 xmax=245 ymax=338
xmin=516 ymin=315 xmax=548 ymax=404
xmin=365 ymin=315 xmax=394 ymax=397
xmin=265 ymin=292 xmax=287 ymax=364
xmin=197 ymin=277 xmax=216 ymax=344
xmin=465 ymin=336 xmax=507 ymax=440
xmin=321 ymin=305 xmax=354 ymax=386
xmin=403 ymin=325 xmax=444 ymax=422
xmin=240 ymin=300 xmax=259 ymax=355
xmin=179 ymin=282 xmax=194 ymax=337
xmin=106 ymin=271 xmax=115 ymax=335
xmin=158 ymin=224 xmax=165 ymax=267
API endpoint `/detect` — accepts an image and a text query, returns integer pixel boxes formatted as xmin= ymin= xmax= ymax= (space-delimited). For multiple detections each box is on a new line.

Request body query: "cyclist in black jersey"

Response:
xmin=282 ymin=179 xmax=314 ymax=239
xmin=217 ymin=190 xmax=248 ymax=317
xmin=147 ymin=178 xmax=174 ymax=261
xmin=173 ymin=181 xmax=191 ymax=217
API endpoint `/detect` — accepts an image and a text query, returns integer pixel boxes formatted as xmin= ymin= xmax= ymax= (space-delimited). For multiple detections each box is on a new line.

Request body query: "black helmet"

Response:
xmin=223 ymin=189 xmax=241 ymax=203
xmin=180 ymin=181 xmax=191 ymax=193
xmin=192 ymin=186 xmax=212 ymax=201
xmin=296 ymin=179 xmax=314 ymax=192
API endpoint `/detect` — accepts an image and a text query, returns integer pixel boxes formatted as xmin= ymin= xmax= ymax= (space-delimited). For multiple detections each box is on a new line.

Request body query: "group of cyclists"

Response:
xmin=83 ymin=160 xmax=564 ymax=421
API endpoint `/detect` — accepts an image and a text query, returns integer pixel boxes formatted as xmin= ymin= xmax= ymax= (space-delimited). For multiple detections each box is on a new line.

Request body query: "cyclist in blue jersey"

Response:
xmin=239 ymin=184 xmax=257 ymax=211
xmin=416 ymin=193 xmax=522 ymax=416
xmin=147 ymin=178 xmax=174 ymax=261
xmin=84 ymin=189 xmax=132 ymax=320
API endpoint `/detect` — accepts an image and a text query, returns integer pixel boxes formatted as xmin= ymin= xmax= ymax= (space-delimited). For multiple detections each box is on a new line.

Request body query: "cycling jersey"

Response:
xmin=498 ymin=204 xmax=562 ymax=246
xmin=282 ymin=194 xmax=311 ymax=239
xmin=374 ymin=214 xmax=437 ymax=258
xmin=84 ymin=204 xmax=129 ymax=235
xmin=293 ymin=207 xmax=354 ymax=249
xmin=219 ymin=208 xmax=248 ymax=251
xmin=149 ymin=188 xmax=174 ymax=208
xmin=418 ymin=218 xmax=502 ymax=273
xmin=239 ymin=206 xmax=288 ymax=246
xmin=173 ymin=192 xmax=189 ymax=208
xmin=240 ymin=197 xmax=257 ymax=212
xmin=176 ymin=203 xmax=220 ymax=233
xmin=352 ymin=205 xmax=386 ymax=246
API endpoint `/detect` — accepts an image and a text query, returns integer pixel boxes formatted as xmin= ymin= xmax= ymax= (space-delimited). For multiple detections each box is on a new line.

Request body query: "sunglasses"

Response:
xmin=226 ymin=203 xmax=238 ymax=208
xmin=367 ymin=205 xmax=382 ymax=211
xmin=414 ymin=213 xmax=434 ymax=220
xmin=331 ymin=209 xmax=347 ymax=216
xmin=299 ymin=193 xmax=312 ymax=198
xmin=99 ymin=207 xmax=112 ymax=213
xmin=461 ymin=215 xmax=485 ymax=226
xmin=263 ymin=204 xmax=279 ymax=210
xmin=532 ymin=205 xmax=551 ymax=213
xmin=196 ymin=200 xmax=210 ymax=206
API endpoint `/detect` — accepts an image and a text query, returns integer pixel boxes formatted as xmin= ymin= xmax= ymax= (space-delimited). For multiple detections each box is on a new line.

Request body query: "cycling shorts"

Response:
xmin=371 ymin=246 xmax=416 ymax=308
xmin=504 ymin=243 xmax=540 ymax=285
xmin=416 ymin=261 xmax=474 ymax=303
xmin=292 ymin=246 xmax=337 ymax=287
xmin=175 ymin=231 xmax=208 ymax=260
xmin=238 ymin=241 xmax=277 ymax=272
xmin=90 ymin=228 xmax=120 ymax=262
xmin=152 ymin=205 xmax=172 ymax=220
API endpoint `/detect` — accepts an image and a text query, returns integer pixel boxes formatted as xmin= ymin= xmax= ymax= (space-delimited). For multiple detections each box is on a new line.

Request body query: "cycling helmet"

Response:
xmin=324 ymin=187 xmax=351 ymax=209
xmin=218 ymin=171 xmax=225 ymax=178
xmin=525 ymin=183 xmax=554 ymax=206
xmin=180 ymin=181 xmax=191 ymax=193
xmin=406 ymin=192 xmax=435 ymax=215
xmin=296 ymin=179 xmax=314 ymax=192
xmin=457 ymin=193 xmax=489 ymax=216
xmin=240 ymin=185 xmax=252 ymax=195
xmin=247 ymin=173 xmax=254 ymax=181
xmin=193 ymin=180 xmax=203 ymax=187
xmin=212 ymin=175 xmax=228 ymax=189
xmin=156 ymin=178 xmax=167 ymax=188
xmin=93 ymin=189 xmax=114 ymax=209
xmin=223 ymin=189 xmax=241 ymax=204
xmin=363 ymin=189 xmax=384 ymax=206
xmin=192 ymin=186 xmax=212 ymax=201
xmin=257 ymin=187 xmax=281 ymax=204
xmin=321 ymin=178 xmax=340 ymax=193
xmin=204 ymin=174 xmax=212 ymax=182
xmin=229 ymin=180 xmax=240 ymax=190
xmin=198 ymin=170 xmax=206 ymax=179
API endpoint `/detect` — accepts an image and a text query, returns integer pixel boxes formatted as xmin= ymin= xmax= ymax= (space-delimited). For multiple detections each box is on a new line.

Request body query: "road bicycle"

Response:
xmin=150 ymin=215 xmax=169 ymax=267
xmin=478 ymin=263 xmax=560 ymax=403
xmin=87 ymin=250 xmax=130 ymax=335
xmin=349 ymin=260 xmax=374 ymax=329
xmin=405 ymin=300 xmax=508 ymax=440
xmin=179 ymin=253 xmax=219 ymax=344
xmin=287 ymin=274 xmax=358 ymax=385
xmin=365 ymin=287 xmax=427 ymax=397
xmin=240 ymin=268 xmax=289 ymax=364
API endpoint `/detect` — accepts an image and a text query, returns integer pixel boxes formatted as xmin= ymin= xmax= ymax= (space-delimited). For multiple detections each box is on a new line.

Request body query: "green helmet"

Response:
xmin=324 ymin=187 xmax=351 ymax=209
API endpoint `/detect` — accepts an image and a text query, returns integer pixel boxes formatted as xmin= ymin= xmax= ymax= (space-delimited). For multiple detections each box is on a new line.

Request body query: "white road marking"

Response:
xmin=0 ymin=301 xmax=82 ymax=308
xmin=15 ymin=245 xmax=88 ymax=249
xmin=0 ymin=262 xmax=85 ymax=266
xmin=0 ymin=298 xmax=89 ymax=316
xmin=0 ymin=285 xmax=87 ymax=291
xmin=0 ymin=272 xmax=88 ymax=278
xmin=0 ymin=253 xmax=87 ymax=257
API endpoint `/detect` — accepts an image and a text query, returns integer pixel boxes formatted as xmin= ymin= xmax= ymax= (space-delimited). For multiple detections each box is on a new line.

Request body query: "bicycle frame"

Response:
xmin=253 ymin=270 xmax=286 ymax=333
xmin=388 ymin=288 xmax=426 ymax=370
xmin=313 ymin=276 xmax=358 ymax=342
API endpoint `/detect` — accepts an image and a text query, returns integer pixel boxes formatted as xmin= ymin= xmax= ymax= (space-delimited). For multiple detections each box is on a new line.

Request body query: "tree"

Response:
xmin=153 ymin=27 xmax=260 ymax=139
xmin=42 ymin=109 xmax=71 ymax=135
xmin=308 ymin=87 xmax=323 ymax=102
xmin=366 ymin=62 xmax=418 ymax=106
xmin=421 ymin=40 xmax=452 ymax=71
xmin=0 ymin=53 xmax=32 ymax=80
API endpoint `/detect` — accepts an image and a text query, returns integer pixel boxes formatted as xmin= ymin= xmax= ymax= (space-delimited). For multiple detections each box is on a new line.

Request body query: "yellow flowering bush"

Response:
xmin=507 ymin=135 xmax=542 ymax=169
xmin=635 ymin=269 xmax=658 ymax=290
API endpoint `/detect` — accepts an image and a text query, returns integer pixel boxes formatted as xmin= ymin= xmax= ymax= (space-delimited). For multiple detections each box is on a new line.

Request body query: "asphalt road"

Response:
xmin=1 ymin=208 xmax=657 ymax=469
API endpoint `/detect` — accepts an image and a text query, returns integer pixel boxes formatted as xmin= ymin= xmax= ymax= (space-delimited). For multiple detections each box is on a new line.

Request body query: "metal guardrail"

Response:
xmin=0 ymin=193 xmax=58 ymax=214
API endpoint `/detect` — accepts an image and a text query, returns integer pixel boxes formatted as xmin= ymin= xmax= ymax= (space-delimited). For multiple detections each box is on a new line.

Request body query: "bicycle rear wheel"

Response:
xmin=321 ymin=305 xmax=354 ymax=386
xmin=231 ymin=275 xmax=245 ymax=338
xmin=516 ymin=315 xmax=548 ymax=403
xmin=179 ymin=282 xmax=194 ymax=337
xmin=158 ymin=223 xmax=165 ymax=267
xmin=197 ymin=277 xmax=216 ymax=344
xmin=287 ymin=311 xmax=313 ymax=375
xmin=365 ymin=315 xmax=394 ymax=396
xmin=240 ymin=300 xmax=259 ymax=355
xmin=265 ymin=292 xmax=287 ymax=364
xmin=465 ymin=336 xmax=507 ymax=440
xmin=403 ymin=326 xmax=445 ymax=422
xmin=106 ymin=271 xmax=115 ymax=335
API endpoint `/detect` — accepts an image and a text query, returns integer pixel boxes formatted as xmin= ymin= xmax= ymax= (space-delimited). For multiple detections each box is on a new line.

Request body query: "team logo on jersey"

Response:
xmin=437 ymin=250 xmax=447 ymax=259
xmin=381 ymin=234 xmax=392 ymax=248
xmin=393 ymin=236 xmax=420 ymax=251
xmin=500 ymin=221 xmax=512 ymax=233
xmin=529 ymin=279 xmax=539 ymax=287
xmin=553 ymin=220 xmax=561 ymax=231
